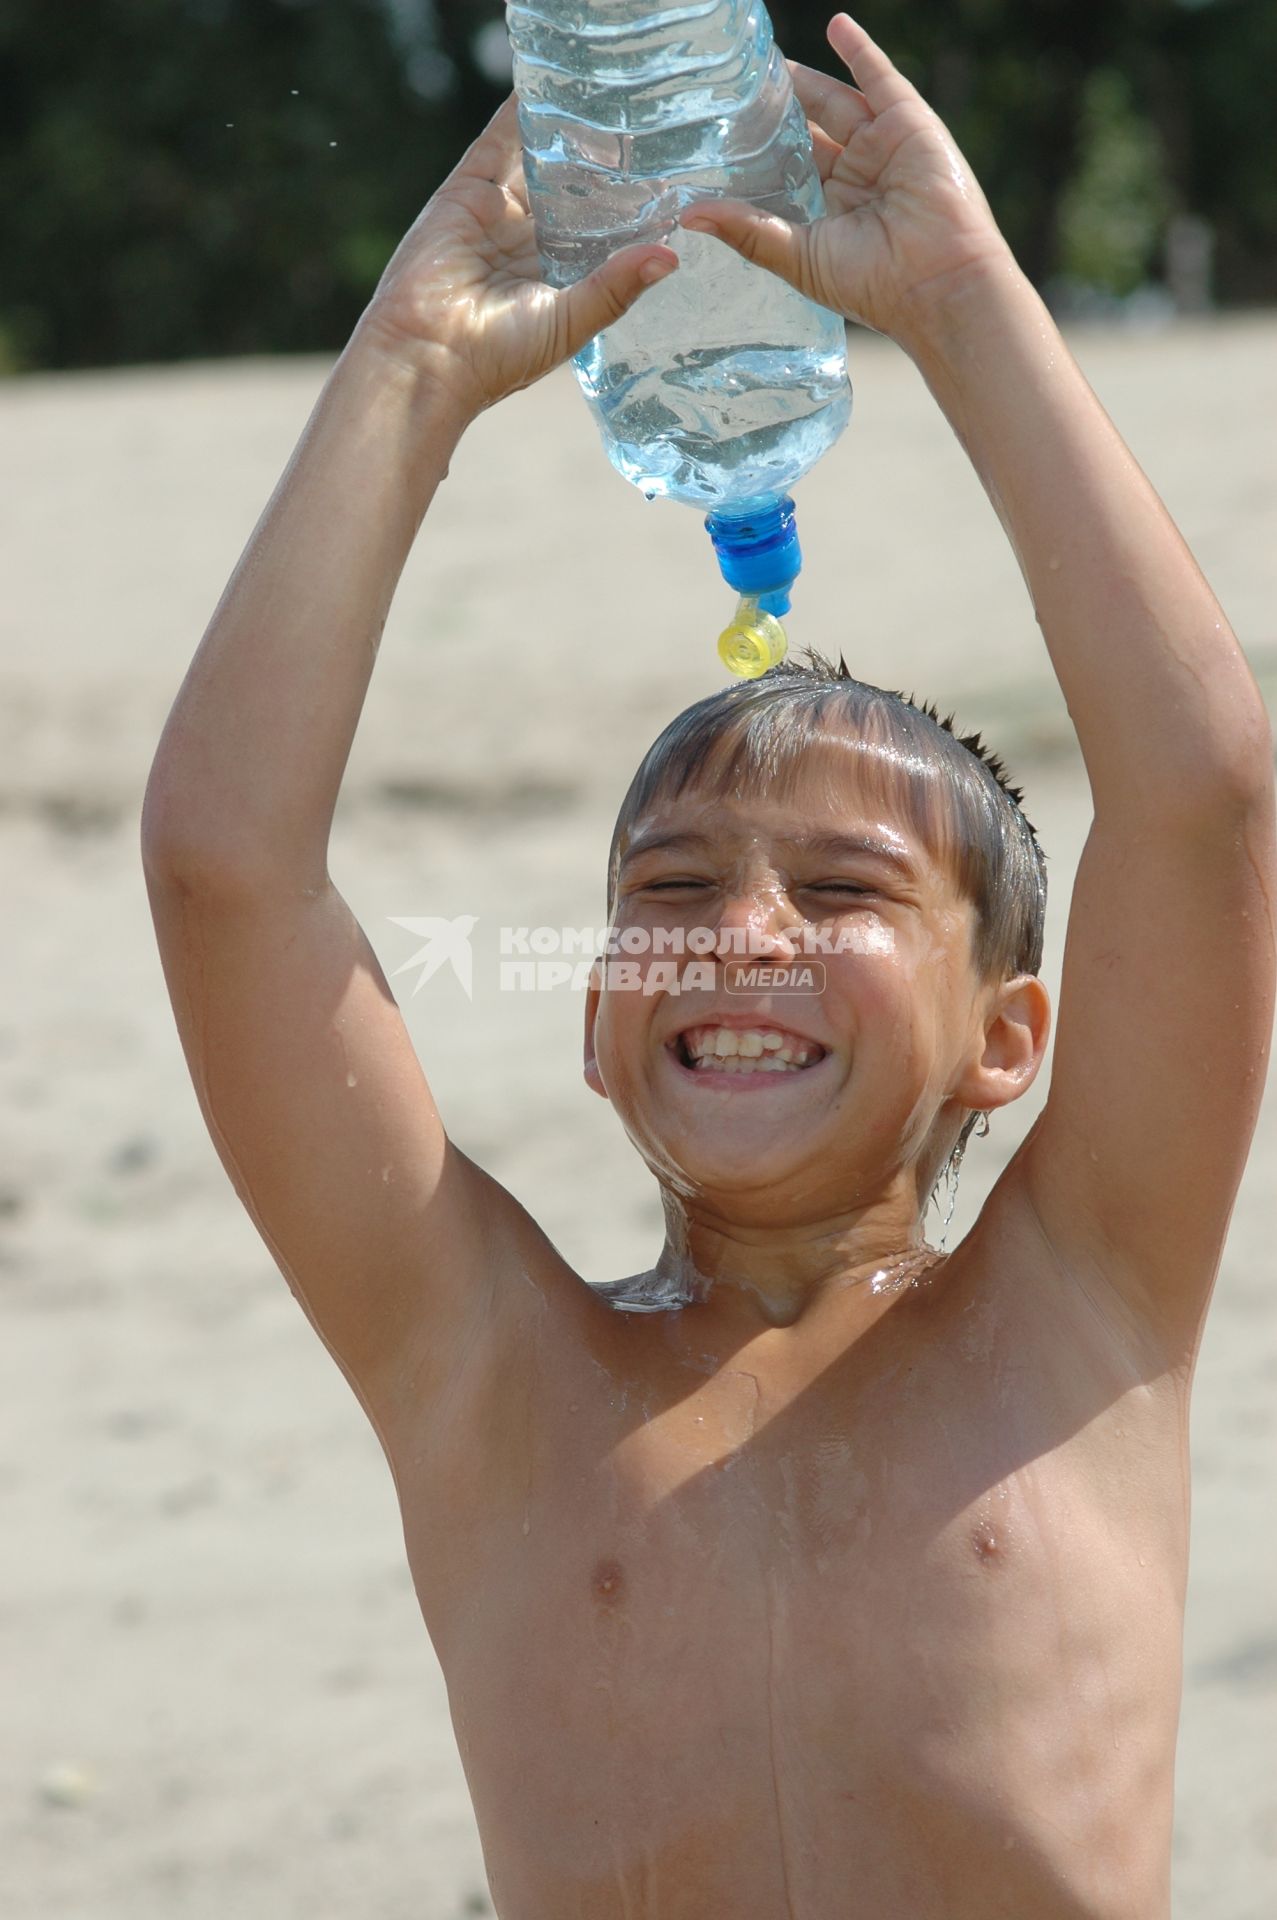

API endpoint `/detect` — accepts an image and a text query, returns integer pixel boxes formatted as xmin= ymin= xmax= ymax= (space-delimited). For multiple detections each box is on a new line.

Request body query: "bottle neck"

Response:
xmin=705 ymin=495 xmax=802 ymax=615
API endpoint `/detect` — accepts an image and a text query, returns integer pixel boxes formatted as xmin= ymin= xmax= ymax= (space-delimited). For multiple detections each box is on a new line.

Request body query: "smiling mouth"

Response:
xmin=673 ymin=1023 xmax=829 ymax=1075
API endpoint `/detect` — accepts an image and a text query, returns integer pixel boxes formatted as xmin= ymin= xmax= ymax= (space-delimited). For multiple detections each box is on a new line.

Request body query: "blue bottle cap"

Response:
xmin=704 ymin=497 xmax=802 ymax=617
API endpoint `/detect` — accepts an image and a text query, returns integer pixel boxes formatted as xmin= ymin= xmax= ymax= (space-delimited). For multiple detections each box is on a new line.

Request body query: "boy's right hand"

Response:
xmin=680 ymin=13 xmax=1014 ymax=349
xmin=359 ymin=95 xmax=677 ymax=419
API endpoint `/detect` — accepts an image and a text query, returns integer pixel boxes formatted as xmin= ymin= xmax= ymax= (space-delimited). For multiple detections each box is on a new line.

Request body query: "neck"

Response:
xmin=651 ymin=1187 xmax=936 ymax=1332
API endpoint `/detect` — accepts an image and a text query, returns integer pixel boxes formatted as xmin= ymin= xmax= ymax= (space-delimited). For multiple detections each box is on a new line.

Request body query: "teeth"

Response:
xmin=696 ymin=1053 xmax=799 ymax=1074
xmin=682 ymin=1024 xmax=822 ymax=1064
xmin=677 ymin=1024 xmax=827 ymax=1076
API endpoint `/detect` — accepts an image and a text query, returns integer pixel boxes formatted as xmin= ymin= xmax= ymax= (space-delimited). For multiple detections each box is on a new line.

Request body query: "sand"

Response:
xmin=1 ymin=316 xmax=1275 ymax=1919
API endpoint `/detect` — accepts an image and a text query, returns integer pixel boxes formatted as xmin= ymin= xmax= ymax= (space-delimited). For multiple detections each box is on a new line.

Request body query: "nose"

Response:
xmin=712 ymin=886 xmax=798 ymax=964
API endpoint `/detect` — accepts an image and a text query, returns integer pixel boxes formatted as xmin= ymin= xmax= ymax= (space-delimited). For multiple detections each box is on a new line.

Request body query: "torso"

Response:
xmin=388 ymin=1198 xmax=1191 ymax=1919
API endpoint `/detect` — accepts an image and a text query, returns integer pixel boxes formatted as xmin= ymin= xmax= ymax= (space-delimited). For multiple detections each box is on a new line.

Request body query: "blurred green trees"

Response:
xmin=0 ymin=0 xmax=457 ymax=369
xmin=1057 ymin=68 xmax=1171 ymax=299
xmin=2 ymin=0 xmax=1273 ymax=373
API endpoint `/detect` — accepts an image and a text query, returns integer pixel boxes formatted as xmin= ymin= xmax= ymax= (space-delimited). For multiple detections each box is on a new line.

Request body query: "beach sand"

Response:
xmin=1 ymin=318 xmax=1274 ymax=1918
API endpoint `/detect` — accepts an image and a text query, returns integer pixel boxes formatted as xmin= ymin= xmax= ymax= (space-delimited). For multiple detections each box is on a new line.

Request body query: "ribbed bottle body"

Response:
xmin=507 ymin=0 xmax=850 ymax=508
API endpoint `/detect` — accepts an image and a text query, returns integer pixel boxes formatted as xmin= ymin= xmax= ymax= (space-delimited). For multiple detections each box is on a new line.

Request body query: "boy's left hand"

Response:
xmin=681 ymin=13 xmax=1012 ymax=348
xmin=361 ymin=95 xmax=677 ymax=417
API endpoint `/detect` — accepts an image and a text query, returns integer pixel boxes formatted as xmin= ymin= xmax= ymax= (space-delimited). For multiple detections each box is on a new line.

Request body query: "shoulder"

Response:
xmin=370 ymin=1185 xmax=608 ymax=1467
xmin=959 ymin=1159 xmax=1196 ymax=1382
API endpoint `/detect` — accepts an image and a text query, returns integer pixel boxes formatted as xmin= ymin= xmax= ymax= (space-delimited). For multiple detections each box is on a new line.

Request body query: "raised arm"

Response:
xmin=683 ymin=15 xmax=1276 ymax=1350
xmin=894 ymin=255 xmax=1275 ymax=1336
xmin=901 ymin=250 xmax=1274 ymax=1347
xmin=142 ymin=99 xmax=678 ymax=1430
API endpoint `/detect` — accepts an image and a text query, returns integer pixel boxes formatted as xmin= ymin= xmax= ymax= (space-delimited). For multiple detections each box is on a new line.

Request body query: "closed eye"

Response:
xmin=639 ymin=877 xmax=714 ymax=893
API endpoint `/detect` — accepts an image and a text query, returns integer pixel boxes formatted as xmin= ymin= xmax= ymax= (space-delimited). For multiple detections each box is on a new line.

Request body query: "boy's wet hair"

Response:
xmin=608 ymin=650 xmax=1047 ymax=982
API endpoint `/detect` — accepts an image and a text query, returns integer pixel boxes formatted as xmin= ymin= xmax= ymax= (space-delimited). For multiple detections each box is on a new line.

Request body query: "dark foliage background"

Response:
xmin=2 ymin=0 xmax=1272 ymax=372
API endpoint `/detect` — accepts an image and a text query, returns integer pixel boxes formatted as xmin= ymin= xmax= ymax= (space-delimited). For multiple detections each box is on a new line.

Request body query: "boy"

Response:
xmin=141 ymin=15 xmax=1275 ymax=1918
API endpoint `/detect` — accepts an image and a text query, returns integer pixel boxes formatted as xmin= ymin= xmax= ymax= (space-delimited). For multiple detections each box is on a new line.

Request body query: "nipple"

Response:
xmin=717 ymin=594 xmax=788 ymax=679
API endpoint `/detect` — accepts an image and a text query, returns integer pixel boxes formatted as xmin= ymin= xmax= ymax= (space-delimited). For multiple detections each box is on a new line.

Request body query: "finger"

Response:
xmin=827 ymin=13 xmax=920 ymax=114
xmin=808 ymin=122 xmax=845 ymax=184
xmin=464 ymin=93 xmax=524 ymax=186
xmin=788 ymin=57 xmax=872 ymax=148
xmin=491 ymin=98 xmax=529 ymax=191
xmin=680 ymin=202 xmax=814 ymax=301
xmin=502 ymin=157 xmax=532 ymax=218
xmin=556 ymin=245 xmax=679 ymax=362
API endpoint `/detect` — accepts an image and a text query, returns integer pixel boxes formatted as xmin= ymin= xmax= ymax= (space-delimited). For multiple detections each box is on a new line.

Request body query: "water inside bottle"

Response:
xmin=575 ymin=224 xmax=850 ymax=507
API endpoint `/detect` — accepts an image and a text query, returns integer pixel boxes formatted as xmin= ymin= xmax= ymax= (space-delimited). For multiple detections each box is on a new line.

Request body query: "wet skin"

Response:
xmin=378 ymin=766 xmax=1187 ymax=1918
xmin=586 ymin=757 xmax=1029 ymax=1280
xmin=392 ymin=1202 xmax=1186 ymax=1920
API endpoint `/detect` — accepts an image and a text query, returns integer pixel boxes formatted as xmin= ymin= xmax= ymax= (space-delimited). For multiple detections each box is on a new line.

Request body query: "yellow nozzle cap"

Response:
xmin=717 ymin=604 xmax=788 ymax=679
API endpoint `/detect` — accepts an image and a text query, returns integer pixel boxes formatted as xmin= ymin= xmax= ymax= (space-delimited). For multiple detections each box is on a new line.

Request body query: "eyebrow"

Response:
xmin=791 ymin=831 xmax=920 ymax=876
xmin=617 ymin=828 xmax=920 ymax=875
xmin=618 ymin=830 xmax=716 ymax=868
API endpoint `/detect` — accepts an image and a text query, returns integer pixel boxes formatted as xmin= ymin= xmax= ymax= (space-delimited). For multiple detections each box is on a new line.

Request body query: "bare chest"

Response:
xmin=407 ymin=1321 xmax=1186 ymax=1917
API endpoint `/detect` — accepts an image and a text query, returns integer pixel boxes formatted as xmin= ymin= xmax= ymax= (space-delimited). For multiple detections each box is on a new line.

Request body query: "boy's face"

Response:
xmin=585 ymin=738 xmax=1018 ymax=1223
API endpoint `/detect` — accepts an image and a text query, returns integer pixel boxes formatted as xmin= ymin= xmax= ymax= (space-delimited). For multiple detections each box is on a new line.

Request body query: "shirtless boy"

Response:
xmin=141 ymin=16 xmax=1275 ymax=1918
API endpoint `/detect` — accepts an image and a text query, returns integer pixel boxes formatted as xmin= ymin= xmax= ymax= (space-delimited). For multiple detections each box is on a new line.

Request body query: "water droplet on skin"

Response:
xmin=521 ymin=1515 xmax=530 ymax=1536
xmin=1138 ymin=1554 xmax=1147 ymax=1566
xmin=869 ymin=1247 xmax=945 ymax=1296
xmin=1047 ymin=555 xmax=1061 ymax=571
xmin=345 ymin=1070 xmax=358 ymax=1089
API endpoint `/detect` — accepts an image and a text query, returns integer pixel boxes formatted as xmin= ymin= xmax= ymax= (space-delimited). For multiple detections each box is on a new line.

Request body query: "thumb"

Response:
xmin=556 ymin=244 xmax=679 ymax=360
xmin=680 ymin=200 xmax=815 ymax=297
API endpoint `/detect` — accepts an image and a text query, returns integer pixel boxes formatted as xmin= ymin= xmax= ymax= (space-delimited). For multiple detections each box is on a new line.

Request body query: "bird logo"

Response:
xmin=387 ymin=915 xmax=478 ymax=999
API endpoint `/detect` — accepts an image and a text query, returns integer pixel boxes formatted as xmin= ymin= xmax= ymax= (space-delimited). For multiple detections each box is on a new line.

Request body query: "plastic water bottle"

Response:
xmin=504 ymin=0 xmax=851 ymax=676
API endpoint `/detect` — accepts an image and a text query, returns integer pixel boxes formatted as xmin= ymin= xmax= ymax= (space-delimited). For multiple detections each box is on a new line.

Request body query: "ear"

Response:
xmin=955 ymin=974 xmax=1051 ymax=1115
xmin=583 ymin=958 xmax=610 ymax=1100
